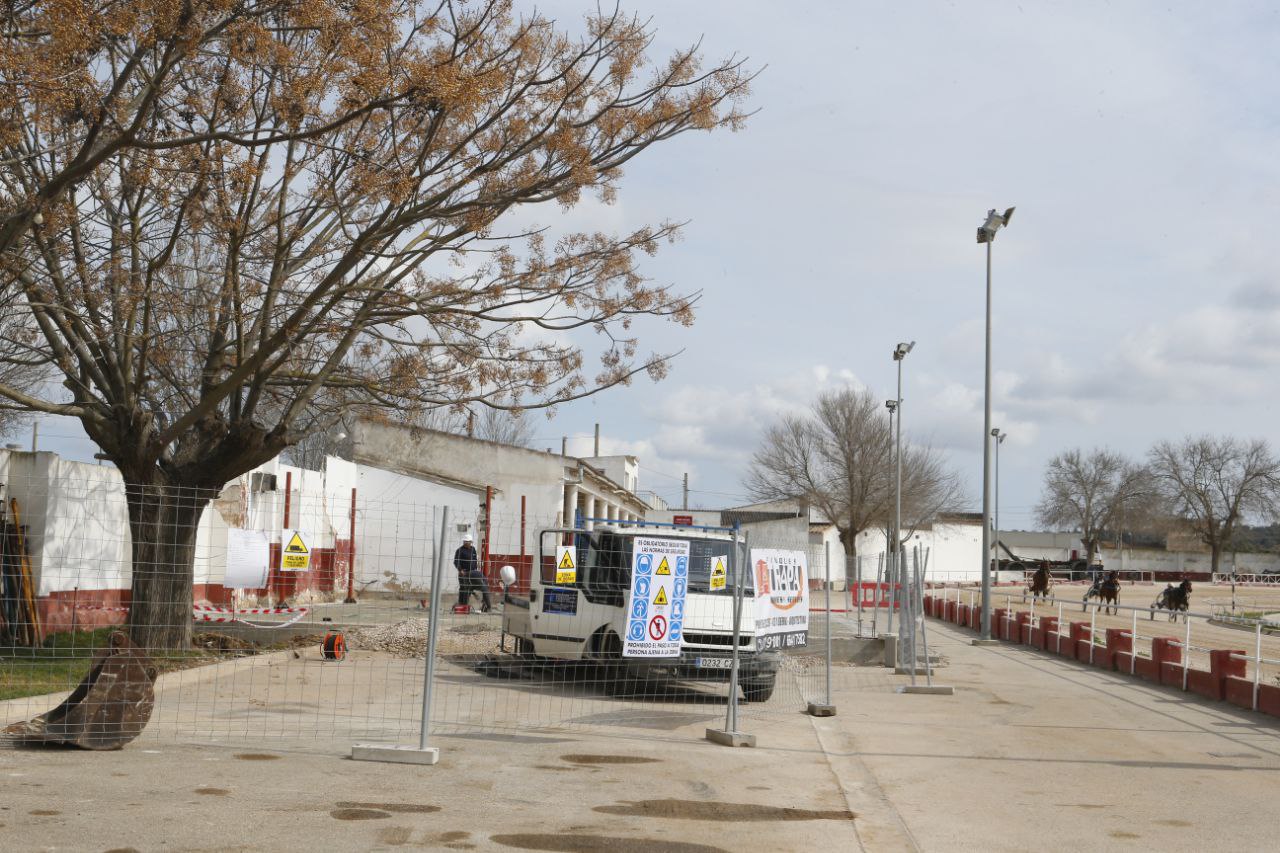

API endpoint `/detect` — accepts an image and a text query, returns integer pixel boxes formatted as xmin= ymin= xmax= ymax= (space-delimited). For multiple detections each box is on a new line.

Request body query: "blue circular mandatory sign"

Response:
xmin=635 ymin=576 xmax=651 ymax=598
xmin=675 ymin=556 xmax=688 ymax=577
xmin=631 ymin=598 xmax=648 ymax=620
xmin=635 ymin=554 xmax=653 ymax=576
xmin=674 ymin=578 xmax=687 ymax=598
xmin=627 ymin=619 xmax=646 ymax=642
xmin=672 ymin=599 xmax=685 ymax=620
xmin=669 ymin=623 xmax=682 ymax=643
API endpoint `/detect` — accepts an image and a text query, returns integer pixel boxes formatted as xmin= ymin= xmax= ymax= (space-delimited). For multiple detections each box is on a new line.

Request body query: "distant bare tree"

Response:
xmin=745 ymin=387 xmax=965 ymax=582
xmin=1035 ymin=448 xmax=1154 ymax=565
xmin=1148 ymin=436 xmax=1280 ymax=574
xmin=473 ymin=408 xmax=535 ymax=447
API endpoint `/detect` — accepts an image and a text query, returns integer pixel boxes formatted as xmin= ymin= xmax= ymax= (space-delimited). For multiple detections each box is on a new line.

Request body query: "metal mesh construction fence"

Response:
xmin=0 ymin=468 xmax=866 ymax=755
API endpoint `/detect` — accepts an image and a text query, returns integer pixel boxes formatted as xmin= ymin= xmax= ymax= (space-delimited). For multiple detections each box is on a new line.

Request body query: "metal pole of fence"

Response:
xmin=809 ymin=541 xmax=836 ymax=716
xmin=727 ymin=529 xmax=743 ymax=733
xmin=1254 ymin=621 xmax=1263 ymax=711
xmin=886 ymin=548 xmax=895 ymax=636
xmin=1056 ymin=600 xmax=1063 ymax=653
xmin=1088 ymin=605 xmax=1096 ymax=664
xmin=351 ymin=505 xmax=448 ymax=765
xmin=420 ymin=506 xmax=450 ymax=748
xmin=855 ymin=554 xmax=863 ymax=637
xmin=902 ymin=547 xmax=916 ymax=684
xmin=1183 ymin=616 xmax=1191 ymax=692
xmin=825 ymin=541 xmax=832 ymax=704
xmin=918 ymin=547 xmax=933 ymax=685
xmin=1131 ymin=608 xmax=1138 ymax=675
xmin=873 ymin=553 xmax=883 ymax=636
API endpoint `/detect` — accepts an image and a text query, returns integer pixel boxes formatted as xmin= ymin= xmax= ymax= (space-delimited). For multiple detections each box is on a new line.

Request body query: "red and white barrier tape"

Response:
xmin=193 ymin=605 xmax=310 ymax=615
xmin=192 ymin=604 xmax=310 ymax=628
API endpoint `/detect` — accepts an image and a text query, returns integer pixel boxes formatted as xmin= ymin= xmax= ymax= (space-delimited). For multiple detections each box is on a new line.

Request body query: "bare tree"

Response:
xmin=0 ymin=1 xmax=753 ymax=647
xmin=472 ymin=408 xmax=535 ymax=447
xmin=745 ymin=387 xmax=964 ymax=583
xmin=1148 ymin=436 xmax=1280 ymax=574
xmin=1035 ymin=448 xmax=1154 ymax=565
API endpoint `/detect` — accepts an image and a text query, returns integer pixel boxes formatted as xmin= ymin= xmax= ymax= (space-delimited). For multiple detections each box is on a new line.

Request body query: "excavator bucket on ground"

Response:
xmin=4 ymin=631 xmax=157 ymax=750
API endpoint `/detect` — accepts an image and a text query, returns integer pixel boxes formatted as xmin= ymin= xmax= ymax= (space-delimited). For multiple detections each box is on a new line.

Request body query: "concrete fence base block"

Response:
xmin=881 ymin=634 xmax=898 ymax=667
xmin=351 ymin=743 xmax=441 ymax=765
xmin=900 ymin=684 xmax=955 ymax=695
xmin=705 ymin=728 xmax=757 ymax=747
xmin=894 ymin=666 xmax=933 ymax=676
xmin=970 ymin=638 xmax=1001 ymax=647
xmin=805 ymin=702 xmax=837 ymax=717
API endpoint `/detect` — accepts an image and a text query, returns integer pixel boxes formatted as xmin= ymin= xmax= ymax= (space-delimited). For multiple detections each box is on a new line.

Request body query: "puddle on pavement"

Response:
xmin=1156 ymin=819 xmax=1192 ymax=828
xmin=533 ymin=765 xmax=578 ymax=772
xmin=194 ymin=787 xmax=230 ymax=796
xmin=331 ymin=808 xmax=391 ymax=821
xmin=560 ymin=754 xmax=660 ymax=766
xmin=233 ymin=753 xmax=280 ymax=761
xmin=335 ymin=801 xmax=441 ymax=814
xmin=103 ymin=848 xmax=141 ymax=853
xmin=492 ymin=834 xmax=728 ymax=853
xmin=593 ymin=799 xmax=854 ymax=822
xmin=1111 ymin=831 xmax=1141 ymax=840
xmin=29 ymin=810 xmax=60 ymax=816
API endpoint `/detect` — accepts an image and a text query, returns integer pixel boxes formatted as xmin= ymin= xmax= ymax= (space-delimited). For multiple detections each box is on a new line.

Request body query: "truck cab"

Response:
xmin=501 ymin=526 xmax=780 ymax=702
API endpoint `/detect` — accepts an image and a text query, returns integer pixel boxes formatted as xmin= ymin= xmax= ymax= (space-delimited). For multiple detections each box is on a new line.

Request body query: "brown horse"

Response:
xmin=1026 ymin=562 xmax=1053 ymax=604
xmin=1151 ymin=579 xmax=1192 ymax=621
xmin=1083 ymin=570 xmax=1122 ymax=614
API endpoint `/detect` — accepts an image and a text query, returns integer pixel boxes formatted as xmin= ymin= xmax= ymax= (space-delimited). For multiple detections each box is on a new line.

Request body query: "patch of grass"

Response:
xmin=0 ymin=627 xmax=285 ymax=702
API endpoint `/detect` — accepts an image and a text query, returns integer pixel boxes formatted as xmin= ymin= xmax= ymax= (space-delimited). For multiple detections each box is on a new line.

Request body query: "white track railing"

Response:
xmin=931 ymin=583 xmax=1280 ymax=694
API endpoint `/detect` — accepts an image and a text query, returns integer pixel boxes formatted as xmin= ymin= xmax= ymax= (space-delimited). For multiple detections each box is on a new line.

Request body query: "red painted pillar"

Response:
xmin=1040 ymin=616 xmax=1060 ymax=652
xmin=1016 ymin=611 xmax=1033 ymax=644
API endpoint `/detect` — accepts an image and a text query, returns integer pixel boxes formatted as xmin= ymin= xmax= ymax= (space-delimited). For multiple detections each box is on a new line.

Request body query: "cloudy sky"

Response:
xmin=26 ymin=1 xmax=1280 ymax=530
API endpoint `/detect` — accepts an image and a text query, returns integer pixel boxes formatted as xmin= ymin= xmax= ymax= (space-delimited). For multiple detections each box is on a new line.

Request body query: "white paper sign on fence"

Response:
xmin=623 ymin=536 xmax=691 ymax=658
xmin=224 ymin=528 xmax=271 ymax=588
xmin=751 ymin=548 xmax=809 ymax=651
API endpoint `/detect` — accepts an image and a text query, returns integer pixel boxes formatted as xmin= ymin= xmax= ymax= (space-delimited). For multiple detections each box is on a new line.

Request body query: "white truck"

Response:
xmin=500 ymin=525 xmax=780 ymax=702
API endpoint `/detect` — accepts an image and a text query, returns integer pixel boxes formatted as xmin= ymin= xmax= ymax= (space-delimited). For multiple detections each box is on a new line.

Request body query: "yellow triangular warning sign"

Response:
xmin=711 ymin=558 xmax=726 ymax=578
xmin=284 ymin=532 xmax=308 ymax=554
xmin=558 ymin=551 xmax=575 ymax=570
xmin=653 ymin=586 xmax=669 ymax=606
xmin=656 ymin=556 xmax=671 ymax=575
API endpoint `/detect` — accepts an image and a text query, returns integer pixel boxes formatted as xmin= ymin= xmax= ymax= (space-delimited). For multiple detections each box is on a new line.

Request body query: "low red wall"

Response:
xmin=924 ymin=599 xmax=1280 ymax=721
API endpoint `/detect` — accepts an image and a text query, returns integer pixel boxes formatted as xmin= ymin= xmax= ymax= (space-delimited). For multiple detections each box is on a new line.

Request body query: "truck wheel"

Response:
xmin=515 ymin=637 xmax=535 ymax=658
xmin=741 ymin=680 xmax=775 ymax=703
xmin=591 ymin=629 xmax=626 ymax=685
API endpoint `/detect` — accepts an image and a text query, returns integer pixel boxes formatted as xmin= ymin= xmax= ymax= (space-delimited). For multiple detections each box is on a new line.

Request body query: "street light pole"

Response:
xmin=892 ymin=341 xmax=915 ymax=633
xmin=976 ymin=207 xmax=1014 ymax=642
xmin=885 ymin=398 xmax=898 ymax=636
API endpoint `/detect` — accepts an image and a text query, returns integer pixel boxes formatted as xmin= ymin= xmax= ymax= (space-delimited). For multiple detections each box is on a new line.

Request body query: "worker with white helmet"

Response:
xmin=454 ymin=532 xmax=492 ymax=612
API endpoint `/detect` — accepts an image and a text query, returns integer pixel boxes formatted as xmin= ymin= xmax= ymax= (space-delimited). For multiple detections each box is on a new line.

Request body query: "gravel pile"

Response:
xmin=345 ymin=618 xmax=502 ymax=658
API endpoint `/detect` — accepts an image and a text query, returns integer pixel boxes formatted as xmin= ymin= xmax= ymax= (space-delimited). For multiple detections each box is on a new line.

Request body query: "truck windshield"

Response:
xmin=584 ymin=532 xmax=749 ymax=603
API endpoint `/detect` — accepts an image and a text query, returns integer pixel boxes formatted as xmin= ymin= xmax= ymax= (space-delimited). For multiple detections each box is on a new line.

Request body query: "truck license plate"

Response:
xmin=696 ymin=657 xmax=732 ymax=669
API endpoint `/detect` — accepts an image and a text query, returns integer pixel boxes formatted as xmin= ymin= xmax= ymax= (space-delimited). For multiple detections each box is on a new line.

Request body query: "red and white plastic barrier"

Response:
xmin=192 ymin=604 xmax=310 ymax=627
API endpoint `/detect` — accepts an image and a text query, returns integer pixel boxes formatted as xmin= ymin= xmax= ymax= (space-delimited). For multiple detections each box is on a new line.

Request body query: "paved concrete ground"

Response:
xmin=4 ymin=617 xmax=1280 ymax=851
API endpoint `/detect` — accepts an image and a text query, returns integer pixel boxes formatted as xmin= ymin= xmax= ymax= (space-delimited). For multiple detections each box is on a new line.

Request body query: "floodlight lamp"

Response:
xmin=991 ymin=427 xmax=1000 ymax=437
xmin=885 ymin=400 xmax=898 ymax=412
xmin=893 ymin=340 xmax=916 ymax=360
xmin=976 ymin=206 xmax=1014 ymax=244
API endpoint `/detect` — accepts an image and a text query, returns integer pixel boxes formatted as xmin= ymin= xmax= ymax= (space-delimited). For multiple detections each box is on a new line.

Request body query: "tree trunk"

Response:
xmin=838 ymin=526 xmax=859 ymax=588
xmin=124 ymin=476 xmax=217 ymax=650
xmin=1209 ymin=542 xmax=1221 ymax=577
